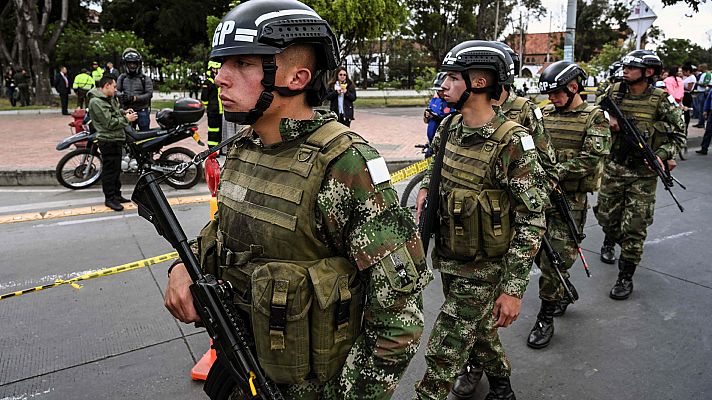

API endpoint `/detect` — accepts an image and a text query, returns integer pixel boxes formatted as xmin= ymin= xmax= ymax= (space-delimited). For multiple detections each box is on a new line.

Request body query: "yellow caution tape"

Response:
xmin=390 ymin=158 xmax=431 ymax=184
xmin=0 ymin=252 xmax=179 ymax=301
xmin=0 ymin=195 xmax=211 ymax=225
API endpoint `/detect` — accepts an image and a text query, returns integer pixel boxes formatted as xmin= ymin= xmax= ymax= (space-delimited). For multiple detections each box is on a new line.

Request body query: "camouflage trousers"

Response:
xmin=594 ymin=161 xmax=658 ymax=265
xmin=538 ymin=201 xmax=587 ymax=302
xmin=414 ymin=273 xmax=510 ymax=400
xmin=231 ymin=262 xmax=426 ymax=400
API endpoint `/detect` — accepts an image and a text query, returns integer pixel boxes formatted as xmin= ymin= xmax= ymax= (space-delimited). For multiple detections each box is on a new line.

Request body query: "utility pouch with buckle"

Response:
xmin=479 ymin=189 xmax=512 ymax=257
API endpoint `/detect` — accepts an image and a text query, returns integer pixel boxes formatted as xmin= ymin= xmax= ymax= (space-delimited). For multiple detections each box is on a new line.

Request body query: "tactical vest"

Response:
xmin=543 ymin=104 xmax=603 ymax=193
xmin=215 ymin=121 xmax=367 ymax=384
xmin=609 ymin=82 xmax=670 ymax=157
xmin=436 ymin=115 xmax=519 ymax=260
xmin=501 ymin=95 xmax=529 ymax=123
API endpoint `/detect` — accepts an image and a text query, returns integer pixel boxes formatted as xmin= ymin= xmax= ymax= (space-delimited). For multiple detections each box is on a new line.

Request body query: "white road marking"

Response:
xmin=644 ymin=231 xmax=695 ymax=245
xmin=31 ymin=213 xmax=138 ymax=228
xmin=0 ymin=388 xmax=54 ymax=400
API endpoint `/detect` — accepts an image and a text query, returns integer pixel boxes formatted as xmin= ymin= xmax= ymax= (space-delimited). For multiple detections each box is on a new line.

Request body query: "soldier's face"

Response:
xmin=547 ymin=82 xmax=577 ymax=107
xmin=215 ymin=55 xmax=265 ymax=113
xmin=441 ymin=72 xmax=465 ymax=103
xmin=623 ymin=66 xmax=643 ymax=81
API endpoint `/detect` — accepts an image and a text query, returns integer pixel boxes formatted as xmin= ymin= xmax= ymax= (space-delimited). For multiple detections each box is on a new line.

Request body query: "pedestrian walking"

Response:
xmin=54 ymin=66 xmax=71 ymax=115
xmin=14 ymin=68 xmax=31 ymax=106
xmin=693 ymin=63 xmax=710 ymax=128
xmin=413 ymin=40 xmax=548 ymax=400
xmin=324 ymin=67 xmax=356 ymax=127
xmin=4 ymin=67 xmax=17 ymax=107
xmin=595 ymin=50 xmax=686 ymax=300
xmin=696 ymin=90 xmax=712 ymax=155
xmin=163 ymin=1 xmax=431 ymax=399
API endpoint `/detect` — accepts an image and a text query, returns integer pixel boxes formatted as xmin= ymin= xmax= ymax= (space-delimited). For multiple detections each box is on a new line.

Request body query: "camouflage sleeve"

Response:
xmin=497 ymin=130 xmax=548 ymax=298
xmin=317 ymin=144 xmax=432 ymax=398
xmin=654 ymin=97 xmax=687 ymax=160
xmin=524 ymin=104 xmax=558 ymax=184
xmin=554 ymin=109 xmax=611 ymax=181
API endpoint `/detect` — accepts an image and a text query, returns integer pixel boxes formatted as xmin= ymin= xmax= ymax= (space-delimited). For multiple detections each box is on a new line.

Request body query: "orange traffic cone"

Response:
xmin=191 ymin=340 xmax=217 ymax=381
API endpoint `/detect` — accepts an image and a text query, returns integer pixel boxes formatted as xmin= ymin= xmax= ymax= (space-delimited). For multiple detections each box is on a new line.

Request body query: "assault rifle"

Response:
xmin=540 ymin=234 xmax=578 ymax=304
xmin=550 ymin=186 xmax=591 ymax=278
xmin=419 ymin=115 xmax=456 ymax=253
xmin=599 ymin=95 xmax=685 ymax=213
xmin=132 ymin=172 xmax=283 ymax=400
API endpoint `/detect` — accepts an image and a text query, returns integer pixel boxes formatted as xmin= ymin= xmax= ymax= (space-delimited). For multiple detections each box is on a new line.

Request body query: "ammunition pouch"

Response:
xmin=440 ymin=188 xmax=512 ymax=260
xmin=217 ymin=248 xmax=362 ymax=385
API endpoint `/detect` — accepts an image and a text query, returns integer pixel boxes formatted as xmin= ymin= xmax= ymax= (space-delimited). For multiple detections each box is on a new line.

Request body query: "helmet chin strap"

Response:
xmin=625 ymin=67 xmax=648 ymax=85
xmin=223 ymin=55 xmax=312 ymax=125
xmin=450 ymin=71 xmax=497 ymax=109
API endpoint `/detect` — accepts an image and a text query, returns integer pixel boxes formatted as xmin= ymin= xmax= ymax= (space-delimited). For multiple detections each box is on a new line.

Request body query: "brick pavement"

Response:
xmin=0 ymin=108 xmax=705 ymax=170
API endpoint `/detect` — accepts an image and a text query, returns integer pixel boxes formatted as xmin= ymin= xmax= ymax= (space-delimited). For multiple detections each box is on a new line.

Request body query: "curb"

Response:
xmin=0 ymin=159 xmax=422 ymax=186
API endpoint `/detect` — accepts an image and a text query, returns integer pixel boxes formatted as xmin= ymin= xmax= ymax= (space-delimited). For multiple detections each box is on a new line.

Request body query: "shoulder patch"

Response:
xmin=533 ymin=107 xmax=543 ymax=120
xmin=667 ymin=95 xmax=676 ymax=105
xmin=603 ymin=110 xmax=610 ymax=121
xmin=365 ymin=157 xmax=391 ymax=185
xmin=520 ymin=134 xmax=536 ymax=152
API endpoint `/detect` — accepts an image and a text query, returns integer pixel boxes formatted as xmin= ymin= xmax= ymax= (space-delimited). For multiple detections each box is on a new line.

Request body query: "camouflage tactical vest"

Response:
xmin=215 ymin=121 xmax=367 ymax=384
xmin=436 ymin=114 xmax=519 ymax=260
xmin=542 ymin=104 xmax=603 ymax=192
xmin=609 ymin=82 xmax=670 ymax=155
xmin=501 ymin=95 xmax=529 ymax=123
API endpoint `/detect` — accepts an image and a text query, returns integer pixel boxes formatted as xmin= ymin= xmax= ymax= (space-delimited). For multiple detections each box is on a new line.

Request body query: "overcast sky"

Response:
xmin=526 ymin=0 xmax=712 ymax=48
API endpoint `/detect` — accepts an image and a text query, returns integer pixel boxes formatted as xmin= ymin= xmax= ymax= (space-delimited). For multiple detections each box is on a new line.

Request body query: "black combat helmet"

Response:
xmin=620 ymin=49 xmax=662 ymax=83
xmin=440 ymin=40 xmax=513 ymax=108
xmin=122 ymin=48 xmax=142 ymax=76
xmin=210 ymin=0 xmax=339 ymax=124
xmin=609 ymin=61 xmax=622 ymax=77
xmin=493 ymin=42 xmax=519 ymax=82
xmin=538 ymin=60 xmax=587 ymax=109
xmin=431 ymin=72 xmax=447 ymax=90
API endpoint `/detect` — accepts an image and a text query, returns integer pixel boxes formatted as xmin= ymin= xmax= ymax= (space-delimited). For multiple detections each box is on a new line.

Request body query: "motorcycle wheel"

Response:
xmin=157 ymin=147 xmax=203 ymax=189
xmin=55 ymin=148 xmax=102 ymax=190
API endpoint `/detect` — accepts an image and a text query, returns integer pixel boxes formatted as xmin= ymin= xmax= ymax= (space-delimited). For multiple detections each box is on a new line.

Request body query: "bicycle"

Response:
xmin=400 ymin=143 xmax=432 ymax=212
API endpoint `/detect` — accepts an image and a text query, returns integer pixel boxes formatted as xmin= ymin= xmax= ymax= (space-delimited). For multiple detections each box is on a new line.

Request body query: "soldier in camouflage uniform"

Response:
xmin=164 ymin=1 xmax=432 ymax=399
xmin=595 ymin=50 xmax=686 ymax=300
xmin=413 ymin=40 xmax=548 ymax=400
xmin=526 ymin=61 xmax=611 ymax=349
xmin=450 ymin=42 xmax=559 ymax=399
xmin=595 ymin=61 xmax=623 ymax=100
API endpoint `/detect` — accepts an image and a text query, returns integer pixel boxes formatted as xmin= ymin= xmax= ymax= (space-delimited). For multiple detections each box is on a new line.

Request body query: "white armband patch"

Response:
xmin=366 ymin=157 xmax=391 ymax=185
xmin=668 ymin=95 xmax=676 ymax=104
xmin=520 ymin=135 xmax=536 ymax=152
xmin=533 ymin=107 xmax=543 ymax=120
xmin=604 ymin=111 xmax=610 ymax=121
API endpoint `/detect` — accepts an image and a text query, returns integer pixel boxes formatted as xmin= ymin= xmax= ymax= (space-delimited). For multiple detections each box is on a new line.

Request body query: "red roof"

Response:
xmin=506 ymin=32 xmax=565 ymax=56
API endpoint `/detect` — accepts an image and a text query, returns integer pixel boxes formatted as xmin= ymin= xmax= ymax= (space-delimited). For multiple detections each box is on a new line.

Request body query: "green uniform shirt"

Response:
xmin=87 ymin=88 xmax=129 ymax=143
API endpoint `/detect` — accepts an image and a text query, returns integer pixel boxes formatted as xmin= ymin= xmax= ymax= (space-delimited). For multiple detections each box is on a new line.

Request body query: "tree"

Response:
xmin=101 ymin=0 xmax=231 ymax=60
xmin=660 ymin=0 xmax=702 ymax=12
xmin=305 ymin=0 xmax=408 ymax=60
xmin=13 ymin=0 xmax=69 ymax=105
xmin=656 ymin=38 xmax=707 ymax=68
xmin=573 ymin=0 xmax=629 ymax=62
xmin=588 ymin=42 xmax=633 ymax=75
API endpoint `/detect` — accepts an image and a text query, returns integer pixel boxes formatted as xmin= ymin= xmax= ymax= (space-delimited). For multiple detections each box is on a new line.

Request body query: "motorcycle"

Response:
xmin=55 ymin=98 xmax=207 ymax=190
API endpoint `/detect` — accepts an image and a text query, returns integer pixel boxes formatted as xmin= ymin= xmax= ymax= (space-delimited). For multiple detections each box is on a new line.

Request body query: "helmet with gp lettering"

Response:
xmin=431 ymin=72 xmax=447 ymax=90
xmin=493 ymin=42 xmax=519 ymax=83
xmin=122 ymin=48 xmax=142 ymax=76
xmin=210 ymin=0 xmax=339 ymax=124
xmin=538 ymin=60 xmax=587 ymax=109
xmin=440 ymin=40 xmax=513 ymax=107
xmin=620 ymin=49 xmax=662 ymax=83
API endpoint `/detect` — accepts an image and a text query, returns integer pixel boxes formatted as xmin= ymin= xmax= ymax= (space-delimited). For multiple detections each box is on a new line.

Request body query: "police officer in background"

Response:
xmin=117 ymin=48 xmax=153 ymax=131
xmin=72 ymin=68 xmax=95 ymax=109
xmin=413 ymin=41 xmax=548 ymax=400
xmin=200 ymin=61 xmax=222 ymax=148
xmin=163 ymin=1 xmax=431 ymax=398
xmin=527 ymin=61 xmax=611 ymax=349
xmin=595 ymin=50 xmax=685 ymax=300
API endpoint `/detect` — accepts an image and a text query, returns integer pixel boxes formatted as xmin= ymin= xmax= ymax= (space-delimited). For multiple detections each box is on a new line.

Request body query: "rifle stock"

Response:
xmin=551 ymin=187 xmax=591 ymax=277
xmin=599 ymin=95 xmax=685 ymax=212
xmin=132 ymin=172 xmax=283 ymax=400
xmin=540 ymin=234 xmax=578 ymax=304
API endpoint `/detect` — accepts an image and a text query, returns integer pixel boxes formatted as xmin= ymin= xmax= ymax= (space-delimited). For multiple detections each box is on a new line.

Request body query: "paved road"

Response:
xmin=1 ymin=155 xmax=711 ymax=400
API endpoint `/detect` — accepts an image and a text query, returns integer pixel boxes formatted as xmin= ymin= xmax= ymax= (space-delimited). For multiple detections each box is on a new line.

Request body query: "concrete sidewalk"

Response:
xmin=0 ymin=106 xmax=706 ymax=185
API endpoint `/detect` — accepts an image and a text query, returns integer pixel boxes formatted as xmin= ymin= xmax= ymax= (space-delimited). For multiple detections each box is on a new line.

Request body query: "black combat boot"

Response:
xmin=600 ymin=237 xmax=616 ymax=264
xmin=484 ymin=375 xmax=516 ymax=400
xmin=610 ymin=259 xmax=636 ymax=300
xmin=451 ymin=362 xmax=484 ymax=399
xmin=527 ymin=300 xmax=557 ymax=349
xmin=552 ymin=279 xmax=578 ymax=317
